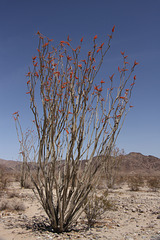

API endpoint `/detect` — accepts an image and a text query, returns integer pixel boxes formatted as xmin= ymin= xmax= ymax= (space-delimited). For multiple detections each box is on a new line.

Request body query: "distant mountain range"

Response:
xmin=0 ymin=152 xmax=160 ymax=175
xmin=120 ymin=152 xmax=160 ymax=175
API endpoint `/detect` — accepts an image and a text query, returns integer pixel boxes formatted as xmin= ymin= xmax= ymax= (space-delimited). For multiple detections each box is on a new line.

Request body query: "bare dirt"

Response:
xmin=0 ymin=182 xmax=160 ymax=240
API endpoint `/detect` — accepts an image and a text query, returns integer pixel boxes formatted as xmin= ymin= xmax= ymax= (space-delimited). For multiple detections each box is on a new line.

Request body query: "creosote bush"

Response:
xmin=146 ymin=176 xmax=160 ymax=192
xmin=84 ymin=190 xmax=116 ymax=227
xmin=0 ymin=166 xmax=8 ymax=191
xmin=104 ymin=147 xmax=124 ymax=189
xmin=13 ymin=26 xmax=138 ymax=233
xmin=7 ymin=191 xmax=20 ymax=199
xmin=0 ymin=200 xmax=25 ymax=211
xmin=128 ymin=174 xmax=144 ymax=191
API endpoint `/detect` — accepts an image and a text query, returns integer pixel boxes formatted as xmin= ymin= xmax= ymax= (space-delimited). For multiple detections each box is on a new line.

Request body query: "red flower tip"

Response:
xmin=121 ymin=68 xmax=128 ymax=72
xmin=112 ymin=25 xmax=115 ymax=33
xmin=93 ymin=35 xmax=98 ymax=40
xmin=47 ymin=38 xmax=53 ymax=42
xmin=34 ymin=72 xmax=39 ymax=77
xmin=32 ymin=56 xmax=37 ymax=60
xmin=42 ymin=42 xmax=49 ymax=48
xmin=133 ymin=75 xmax=136 ymax=80
xmin=108 ymin=34 xmax=112 ymax=39
xmin=81 ymin=59 xmax=86 ymax=64
xmin=134 ymin=60 xmax=139 ymax=66
xmin=67 ymin=35 xmax=72 ymax=42
xmin=98 ymin=87 xmax=103 ymax=92
xmin=100 ymin=42 xmax=104 ymax=48
xmin=130 ymin=105 xmax=134 ymax=108
xmin=80 ymin=37 xmax=83 ymax=42
xmin=120 ymin=51 xmax=125 ymax=55
xmin=26 ymin=72 xmax=31 ymax=77
xmin=100 ymin=80 xmax=105 ymax=84
xmin=33 ymin=62 xmax=38 ymax=67
xmin=12 ymin=111 xmax=19 ymax=115
xmin=109 ymin=73 xmax=115 ymax=80
xmin=94 ymin=85 xmax=99 ymax=91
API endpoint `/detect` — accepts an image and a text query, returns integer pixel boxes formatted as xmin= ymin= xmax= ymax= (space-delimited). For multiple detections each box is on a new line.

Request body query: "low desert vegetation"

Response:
xmin=7 ymin=191 xmax=20 ymax=199
xmin=146 ymin=176 xmax=160 ymax=192
xmin=127 ymin=174 xmax=144 ymax=191
xmin=0 ymin=166 xmax=8 ymax=191
xmin=103 ymin=147 xmax=125 ymax=189
xmin=0 ymin=199 xmax=25 ymax=212
xmin=84 ymin=190 xmax=117 ymax=227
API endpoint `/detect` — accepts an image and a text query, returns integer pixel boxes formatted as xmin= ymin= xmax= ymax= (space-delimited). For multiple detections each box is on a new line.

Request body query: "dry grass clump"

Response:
xmin=127 ymin=174 xmax=144 ymax=191
xmin=12 ymin=201 xmax=25 ymax=211
xmin=146 ymin=176 xmax=160 ymax=192
xmin=13 ymin=171 xmax=21 ymax=182
xmin=113 ymin=174 xmax=126 ymax=187
xmin=0 ymin=199 xmax=25 ymax=211
xmin=0 ymin=200 xmax=9 ymax=211
xmin=0 ymin=167 xmax=8 ymax=191
xmin=23 ymin=179 xmax=33 ymax=189
xmin=7 ymin=191 xmax=20 ymax=199
xmin=84 ymin=190 xmax=117 ymax=227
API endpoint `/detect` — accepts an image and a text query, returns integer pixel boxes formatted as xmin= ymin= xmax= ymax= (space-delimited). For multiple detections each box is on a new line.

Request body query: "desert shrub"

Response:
xmin=113 ymin=174 xmax=126 ymax=188
xmin=14 ymin=171 xmax=21 ymax=182
xmin=146 ymin=176 xmax=160 ymax=192
xmin=23 ymin=179 xmax=33 ymax=189
xmin=14 ymin=170 xmax=33 ymax=189
xmin=128 ymin=175 xmax=144 ymax=191
xmin=0 ymin=170 xmax=8 ymax=190
xmin=12 ymin=201 xmax=25 ymax=211
xmin=104 ymin=148 xmax=125 ymax=189
xmin=7 ymin=191 xmax=20 ymax=199
xmin=0 ymin=191 xmax=4 ymax=198
xmin=0 ymin=199 xmax=25 ymax=211
xmin=0 ymin=200 xmax=10 ymax=211
xmin=84 ymin=190 xmax=116 ymax=227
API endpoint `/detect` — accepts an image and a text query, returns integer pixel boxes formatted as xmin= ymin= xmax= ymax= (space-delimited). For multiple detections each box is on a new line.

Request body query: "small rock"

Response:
xmin=157 ymin=215 xmax=160 ymax=219
xmin=132 ymin=208 xmax=136 ymax=212
xmin=138 ymin=209 xmax=144 ymax=213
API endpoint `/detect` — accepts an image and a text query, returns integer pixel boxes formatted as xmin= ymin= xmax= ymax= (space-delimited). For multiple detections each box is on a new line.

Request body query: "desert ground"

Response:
xmin=0 ymin=180 xmax=160 ymax=240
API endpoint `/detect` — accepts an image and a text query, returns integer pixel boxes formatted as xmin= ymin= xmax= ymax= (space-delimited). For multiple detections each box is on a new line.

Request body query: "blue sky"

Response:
xmin=0 ymin=0 xmax=160 ymax=160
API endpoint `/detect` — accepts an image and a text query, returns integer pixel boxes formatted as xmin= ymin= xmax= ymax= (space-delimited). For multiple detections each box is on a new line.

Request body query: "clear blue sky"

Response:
xmin=0 ymin=0 xmax=160 ymax=160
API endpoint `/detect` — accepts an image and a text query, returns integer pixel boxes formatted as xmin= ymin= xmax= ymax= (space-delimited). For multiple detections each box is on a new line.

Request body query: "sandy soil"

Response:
xmin=0 ymin=182 xmax=160 ymax=240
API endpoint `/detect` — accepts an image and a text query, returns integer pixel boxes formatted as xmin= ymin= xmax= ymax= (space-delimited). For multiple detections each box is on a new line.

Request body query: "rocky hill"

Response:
xmin=120 ymin=152 xmax=160 ymax=175
xmin=0 ymin=158 xmax=22 ymax=172
xmin=0 ymin=152 xmax=160 ymax=175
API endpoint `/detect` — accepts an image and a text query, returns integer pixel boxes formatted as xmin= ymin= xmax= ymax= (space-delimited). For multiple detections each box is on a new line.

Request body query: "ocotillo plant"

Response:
xmin=13 ymin=26 xmax=138 ymax=232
